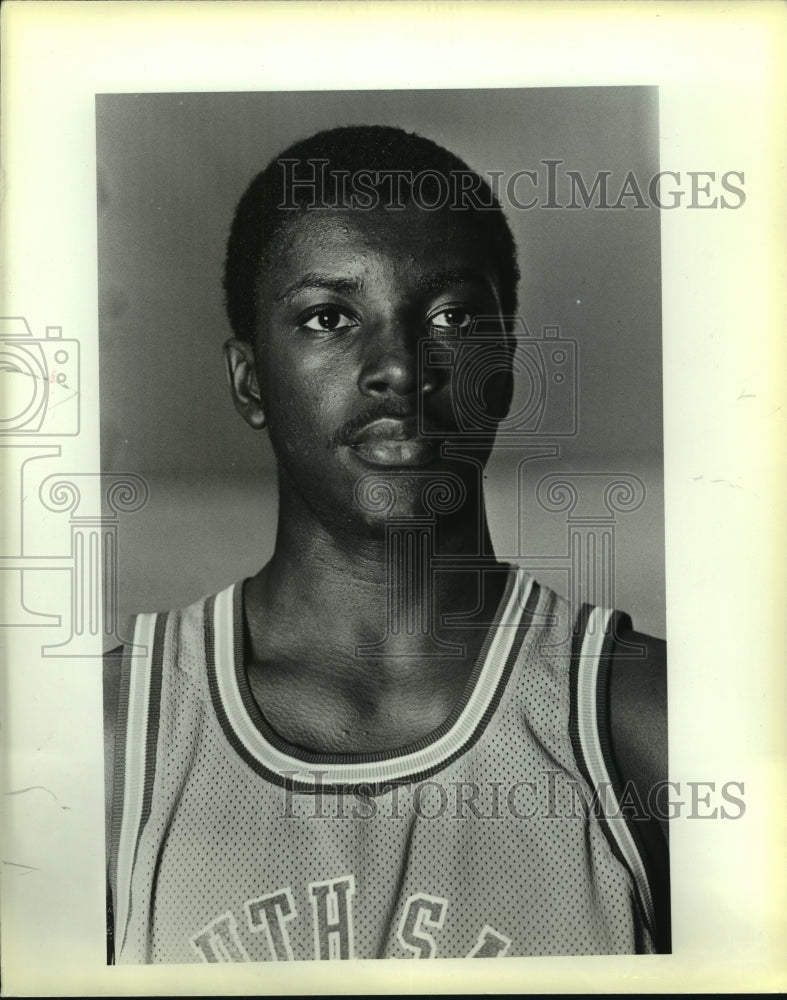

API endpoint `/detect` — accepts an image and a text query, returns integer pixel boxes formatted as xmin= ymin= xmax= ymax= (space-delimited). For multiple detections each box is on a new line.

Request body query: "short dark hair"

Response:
xmin=223 ymin=124 xmax=520 ymax=344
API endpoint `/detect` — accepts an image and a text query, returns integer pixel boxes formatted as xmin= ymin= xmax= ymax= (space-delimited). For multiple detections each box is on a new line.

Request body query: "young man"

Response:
xmin=104 ymin=125 xmax=668 ymax=963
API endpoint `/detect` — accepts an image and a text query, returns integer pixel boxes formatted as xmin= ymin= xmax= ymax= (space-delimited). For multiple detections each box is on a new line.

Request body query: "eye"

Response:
xmin=301 ymin=306 xmax=357 ymax=333
xmin=429 ymin=307 xmax=474 ymax=331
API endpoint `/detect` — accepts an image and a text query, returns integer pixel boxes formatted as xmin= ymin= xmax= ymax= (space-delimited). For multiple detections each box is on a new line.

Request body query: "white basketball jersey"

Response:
xmin=108 ymin=567 xmax=658 ymax=962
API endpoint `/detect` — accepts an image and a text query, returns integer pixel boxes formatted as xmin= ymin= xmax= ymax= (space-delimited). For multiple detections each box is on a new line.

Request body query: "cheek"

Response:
xmin=267 ymin=341 xmax=355 ymax=405
xmin=260 ymin=355 xmax=353 ymax=459
xmin=258 ymin=319 xmax=364 ymax=412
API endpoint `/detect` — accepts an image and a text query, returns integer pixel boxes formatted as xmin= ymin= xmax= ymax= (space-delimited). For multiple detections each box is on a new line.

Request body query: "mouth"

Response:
xmin=346 ymin=417 xmax=440 ymax=468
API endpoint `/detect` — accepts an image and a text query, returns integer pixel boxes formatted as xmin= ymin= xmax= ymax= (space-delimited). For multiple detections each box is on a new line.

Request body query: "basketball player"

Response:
xmin=104 ymin=125 xmax=669 ymax=963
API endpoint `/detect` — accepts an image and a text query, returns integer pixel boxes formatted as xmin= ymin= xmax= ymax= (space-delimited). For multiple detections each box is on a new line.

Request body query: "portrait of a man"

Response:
xmin=99 ymin=91 xmax=668 ymax=964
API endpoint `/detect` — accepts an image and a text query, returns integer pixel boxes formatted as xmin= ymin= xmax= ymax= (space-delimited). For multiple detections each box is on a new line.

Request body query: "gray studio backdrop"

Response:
xmin=97 ymin=88 xmax=665 ymax=638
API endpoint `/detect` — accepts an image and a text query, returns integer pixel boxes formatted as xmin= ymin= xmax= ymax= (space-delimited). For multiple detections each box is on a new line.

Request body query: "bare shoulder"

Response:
xmin=607 ymin=628 xmax=670 ymax=950
xmin=608 ymin=629 xmax=668 ymax=821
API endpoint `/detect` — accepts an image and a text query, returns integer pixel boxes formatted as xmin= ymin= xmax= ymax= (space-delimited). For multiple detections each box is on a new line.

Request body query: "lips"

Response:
xmin=347 ymin=416 xmax=439 ymax=467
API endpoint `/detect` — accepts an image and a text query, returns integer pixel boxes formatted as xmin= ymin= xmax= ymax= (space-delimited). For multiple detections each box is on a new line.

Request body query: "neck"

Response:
xmin=245 ymin=477 xmax=505 ymax=663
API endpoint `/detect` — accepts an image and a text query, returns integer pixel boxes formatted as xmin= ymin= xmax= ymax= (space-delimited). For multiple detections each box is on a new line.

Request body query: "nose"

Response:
xmin=357 ymin=318 xmax=435 ymax=399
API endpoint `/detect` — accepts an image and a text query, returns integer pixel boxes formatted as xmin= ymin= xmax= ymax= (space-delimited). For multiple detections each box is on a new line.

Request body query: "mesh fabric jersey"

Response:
xmin=108 ymin=567 xmax=658 ymax=963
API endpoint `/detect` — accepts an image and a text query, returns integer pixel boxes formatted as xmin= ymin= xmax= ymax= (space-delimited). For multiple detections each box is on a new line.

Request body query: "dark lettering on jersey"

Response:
xmin=467 ymin=924 xmax=512 ymax=957
xmin=308 ymin=874 xmax=356 ymax=960
xmin=192 ymin=877 xmax=511 ymax=961
xmin=246 ymin=888 xmax=297 ymax=961
xmin=397 ymin=893 xmax=448 ymax=957
xmin=191 ymin=911 xmax=250 ymax=963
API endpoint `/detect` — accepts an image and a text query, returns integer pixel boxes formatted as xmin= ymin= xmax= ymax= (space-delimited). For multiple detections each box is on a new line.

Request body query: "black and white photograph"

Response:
xmin=2 ymin=2 xmax=785 ymax=995
xmin=97 ymin=88 xmax=669 ymax=964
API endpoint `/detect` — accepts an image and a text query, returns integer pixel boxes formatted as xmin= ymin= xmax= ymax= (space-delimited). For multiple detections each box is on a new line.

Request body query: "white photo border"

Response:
xmin=1 ymin=1 xmax=785 ymax=995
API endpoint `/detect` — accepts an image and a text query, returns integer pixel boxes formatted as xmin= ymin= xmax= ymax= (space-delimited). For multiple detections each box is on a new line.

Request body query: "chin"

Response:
xmin=350 ymin=467 xmax=472 ymax=527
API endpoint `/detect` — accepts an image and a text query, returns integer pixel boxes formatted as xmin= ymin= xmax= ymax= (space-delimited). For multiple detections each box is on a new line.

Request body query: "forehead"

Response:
xmin=260 ymin=205 xmax=499 ymax=295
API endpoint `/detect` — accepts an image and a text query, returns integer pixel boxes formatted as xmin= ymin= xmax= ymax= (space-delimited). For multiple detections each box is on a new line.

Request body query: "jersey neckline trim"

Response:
xmin=206 ymin=565 xmax=540 ymax=792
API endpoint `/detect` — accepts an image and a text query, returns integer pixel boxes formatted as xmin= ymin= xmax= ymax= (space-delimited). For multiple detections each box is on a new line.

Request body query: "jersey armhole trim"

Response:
xmin=568 ymin=603 xmax=657 ymax=945
xmin=106 ymin=639 xmax=133 ymax=966
xmin=110 ymin=611 xmax=166 ymax=961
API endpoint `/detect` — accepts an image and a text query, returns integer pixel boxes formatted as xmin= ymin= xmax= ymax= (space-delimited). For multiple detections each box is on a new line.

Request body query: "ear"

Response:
xmin=499 ymin=365 xmax=514 ymax=423
xmin=223 ymin=338 xmax=266 ymax=430
xmin=494 ymin=329 xmax=516 ymax=423
xmin=504 ymin=339 xmax=517 ymax=418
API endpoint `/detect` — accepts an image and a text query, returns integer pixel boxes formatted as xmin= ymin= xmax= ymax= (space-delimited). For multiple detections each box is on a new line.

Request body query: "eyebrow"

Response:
xmin=275 ymin=267 xmax=495 ymax=304
xmin=275 ymin=273 xmax=363 ymax=303
xmin=416 ymin=268 xmax=495 ymax=295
